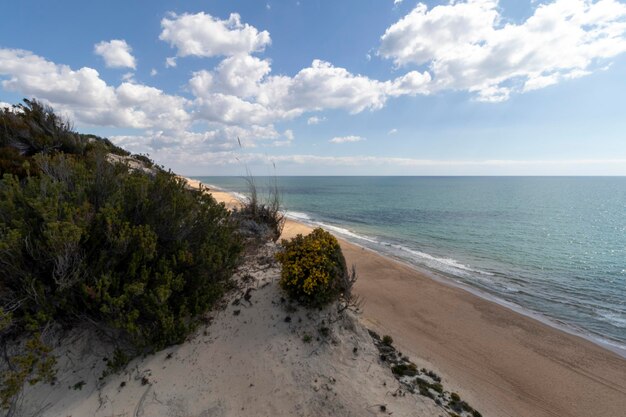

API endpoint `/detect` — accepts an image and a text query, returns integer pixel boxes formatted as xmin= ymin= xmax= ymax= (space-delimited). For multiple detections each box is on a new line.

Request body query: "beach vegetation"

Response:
xmin=71 ymin=381 xmax=86 ymax=391
xmin=0 ymin=99 xmax=243 ymax=409
xmin=276 ymin=228 xmax=349 ymax=307
xmin=382 ymin=335 xmax=394 ymax=346
xmin=233 ymin=173 xmax=285 ymax=242
xmin=391 ymin=362 xmax=418 ymax=377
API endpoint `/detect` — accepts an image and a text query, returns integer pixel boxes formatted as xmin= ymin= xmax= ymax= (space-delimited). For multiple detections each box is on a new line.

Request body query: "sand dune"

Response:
xmin=19 ymin=242 xmax=442 ymax=417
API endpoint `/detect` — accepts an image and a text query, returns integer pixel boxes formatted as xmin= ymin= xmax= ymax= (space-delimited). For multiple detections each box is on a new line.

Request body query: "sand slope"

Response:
xmin=18 ymin=243 xmax=442 ymax=417
xmin=279 ymin=217 xmax=626 ymax=417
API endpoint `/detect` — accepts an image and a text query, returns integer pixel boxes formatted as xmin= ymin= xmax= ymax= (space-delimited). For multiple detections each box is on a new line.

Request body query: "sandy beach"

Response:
xmin=203 ymin=182 xmax=626 ymax=417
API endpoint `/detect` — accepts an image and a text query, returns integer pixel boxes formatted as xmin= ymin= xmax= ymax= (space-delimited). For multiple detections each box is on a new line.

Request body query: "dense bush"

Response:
xmin=0 ymin=100 xmax=243 ymax=408
xmin=275 ymin=228 xmax=349 ymax=307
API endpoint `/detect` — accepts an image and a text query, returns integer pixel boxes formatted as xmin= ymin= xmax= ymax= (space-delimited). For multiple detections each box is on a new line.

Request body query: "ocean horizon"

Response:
xmin=195 ymin=176 xmax=626 ymax=355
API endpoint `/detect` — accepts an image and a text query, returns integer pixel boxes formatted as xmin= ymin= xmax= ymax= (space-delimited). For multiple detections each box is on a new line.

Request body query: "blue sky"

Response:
xmin=1 ymin=0 xmax=626 ymax=175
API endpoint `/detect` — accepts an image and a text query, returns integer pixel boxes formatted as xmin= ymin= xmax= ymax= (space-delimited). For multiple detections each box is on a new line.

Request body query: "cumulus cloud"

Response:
xmin=0 ymin=47 xmax=426 ymax=168
xmin=94 ymin=39 xmax=136 ymax=69
xmin=189 ymin=57 xmax=431 ymax=128
xmin=379 ymin=0 xmax=626 ymax=101
xmin=159 ymin=12 xmax=271 ymax=58
xmin=329 ymin=135 xmax=365 ymax=144
xmin=0 ymin=48 xmax=189 ymax=130
xmin=165 ymin=57 xmax=177 ymax=68
xmin=307 ymin=116 xmax=325 ymax=125
xmin=388 ymin=128 xmax=398 ymax=135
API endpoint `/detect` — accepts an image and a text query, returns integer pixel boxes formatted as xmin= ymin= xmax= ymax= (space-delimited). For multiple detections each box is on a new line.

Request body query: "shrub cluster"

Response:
xmin=0 ymin=100 xmax=243 ymax=408
xmin=275 ymin=228 xmax=349 ymax=307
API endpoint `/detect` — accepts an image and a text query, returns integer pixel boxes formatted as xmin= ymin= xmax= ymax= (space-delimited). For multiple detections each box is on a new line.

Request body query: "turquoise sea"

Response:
xmin=194 ymin=176 xmax=626 ymax=355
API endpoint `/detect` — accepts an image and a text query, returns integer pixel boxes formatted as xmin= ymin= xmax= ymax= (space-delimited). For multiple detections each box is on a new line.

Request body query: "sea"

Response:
xmin=194 ymin=176 xmax=626 ymax=356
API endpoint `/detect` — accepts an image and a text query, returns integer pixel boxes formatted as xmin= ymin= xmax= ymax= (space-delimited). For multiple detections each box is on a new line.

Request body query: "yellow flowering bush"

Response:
xmin=276 ymin=228 xmax=348 ymax=306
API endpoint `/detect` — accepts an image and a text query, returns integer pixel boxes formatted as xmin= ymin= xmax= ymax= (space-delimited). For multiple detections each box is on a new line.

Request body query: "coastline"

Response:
xmin=192 ymin=180 xmax=626 ymax=417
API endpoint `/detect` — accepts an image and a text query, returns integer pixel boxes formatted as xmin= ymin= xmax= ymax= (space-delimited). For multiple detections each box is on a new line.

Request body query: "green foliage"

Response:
xmin=382 ymin=335 xmax=394 ymax=346
xmin=275 ymin=228 xmax=348 ymax=307
xmin=71 ymin=381 xmax=86 ymax=391
xmin=0 ymin=334 xmax=57 ymax=409
xmin=101 ymin=348 xmax=130 ymax=379
xmin=1 ymin=156 xmax=242 ymax=348
xmin=0 ymin=100 xmax=243 ymax=407
xmin=391 ymin=362 xmax=417 ymax=377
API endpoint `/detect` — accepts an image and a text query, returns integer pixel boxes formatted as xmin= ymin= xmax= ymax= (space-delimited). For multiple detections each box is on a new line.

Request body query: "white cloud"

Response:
xmin=150 ymin=68 xmax=158 ymax=76
xmin=394 ymin=0 xmax=403 ymax=5
xmin=165 ymin=57 xmax=177 ymax=68
xmin=0 ymin=101 xmax=12 ymax=109
xmin=329 ymin=135 xmax=365 ymax=144
xmin=0 ymin=48 xmax=189 ymax=130
xmin=159 ymin=12 xmax=271 ymax=58
xmin=192 ymin=55 xmax=272 ymax=98
xmin=379 ymin=0 xmax=626 ymax=101
xmin=307 ymin=116 xmax=326 ymax=125
xmin=94 ymin=39 xmax=136 ymax=69
xmin=270 ymin=129 xmax=295 ymax=147
xmin=112 ymin=123 xmax=280 ymax=153
xmin=189 ymin=58 xmax=431 ymax=127
xmin=388 ymin=128 xmax=398 ymax=135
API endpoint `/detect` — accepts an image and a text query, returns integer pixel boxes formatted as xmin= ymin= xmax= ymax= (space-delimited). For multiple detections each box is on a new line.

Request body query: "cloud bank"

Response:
xmin=379 ymin=0 xmax=626 ymax=101
xmin=1 ymin=3 xmax=626 ymax=174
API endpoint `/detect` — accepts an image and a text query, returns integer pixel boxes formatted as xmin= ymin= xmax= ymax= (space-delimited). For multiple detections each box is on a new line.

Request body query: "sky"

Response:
xmin=1 ymin=0 xmax=626 ymax=175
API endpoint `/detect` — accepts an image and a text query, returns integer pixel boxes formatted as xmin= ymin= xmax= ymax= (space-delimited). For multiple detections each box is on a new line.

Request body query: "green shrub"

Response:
xmin=391 ymin=363 xmax=417 ymax=377
xmin=275 ymin=228 xmax=348 ymax=307
xmin=0 ymin=100 xmax=243 ymax=407
xmin=382 ymin=335 xmax=394 ymax=346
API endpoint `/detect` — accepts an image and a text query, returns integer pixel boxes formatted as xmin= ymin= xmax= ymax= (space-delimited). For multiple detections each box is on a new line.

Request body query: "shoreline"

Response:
xmin=191 ymin=179 xmax=626 ymax=417
xmin=202 ymin=180 xmax=626 ymax=359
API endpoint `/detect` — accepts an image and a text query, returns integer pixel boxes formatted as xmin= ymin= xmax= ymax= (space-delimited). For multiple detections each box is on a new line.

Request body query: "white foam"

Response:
xmin=286 ymin=211 xmax=312 ymax=221
xmin=389 ymin=244 xmax=494 ymax=277
xmin=317 ymin=222 xmax=380 ymax=244
xmin=231 ymin=192 xmax=248 ymax=202
xmin=595 ymin=309 xmax=626 ymax=328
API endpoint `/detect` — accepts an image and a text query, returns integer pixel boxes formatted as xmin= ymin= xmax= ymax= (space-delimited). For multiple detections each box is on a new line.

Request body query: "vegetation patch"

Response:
xmin=0 ymin=100 xmax=244 ymax=410
xmin=368 ymin=330 xmax=482 ymax=417
xmin=275 ymin=228 xmax=350 ymax=307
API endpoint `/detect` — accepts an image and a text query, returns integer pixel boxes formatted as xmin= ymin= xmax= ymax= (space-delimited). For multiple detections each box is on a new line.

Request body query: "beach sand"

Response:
xmin=202 ymin=181 xmax=626 ymax=417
